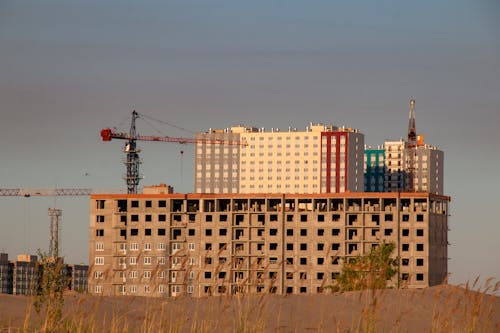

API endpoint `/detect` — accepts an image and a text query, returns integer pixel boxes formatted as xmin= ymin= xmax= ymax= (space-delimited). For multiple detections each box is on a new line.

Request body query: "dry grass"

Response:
xmin=0 ymin=278 xmax=498 ymax=332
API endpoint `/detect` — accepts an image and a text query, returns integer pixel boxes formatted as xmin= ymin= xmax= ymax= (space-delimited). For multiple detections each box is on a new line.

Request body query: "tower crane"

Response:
xmin=0 ymin=187 xmax=95 ymax=259
xmin=100 ymin=111 xmax=246 ymax=194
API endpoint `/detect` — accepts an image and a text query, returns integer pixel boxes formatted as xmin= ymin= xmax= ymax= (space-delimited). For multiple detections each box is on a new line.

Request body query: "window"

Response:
xmin=416 ymin=229 xmax=424 ymax=237
xmin=300 ymin=243 xmax=307 ymax=251
xmin=131 ymin=229 xmax=138 ymax=236
xmin=300 ymin=229 xmax=307 ymax=236
xmin=145 ymin=200 xmax=152 ymax=208
xmin=287 ymin=215 xmax=294 ymax=222
xmin=131 ymin=200 xmax=139 ymax=208
xmin=96 ymin=215 xmax=105 ymax=223
xmin=94 ymin=257 xmax=104 ymax=265
xmin=131 ymin=214 xmax=139 ymax=222
xmin=416 ymin=214 xmax=424 ymax=222
xmin=144 ymin=271 xmax=151 ymax=279
xmin=318 ymin=215 xmax=325 ymax=222
xmin=416 ymin=273 xmax=424 ymax=281
xmin=317 ymin=258 xmax=324 ymax=265
xmin=96 ymin=229 xmax=104 ymax=237
xmin=317 ymin=243 xmax=324 ymax=251
xmin=317 ymin=229 xmax=324 ymax=236
xmin=286 ymin=243 xmax=293 ymax=251
xmin=219 ymin=228 xmax=227 ymax=236
xmin=205 ymin=229 xmax=212 ymax=236
xmin=204 ymin=272 xmax=211 ymax=279
xmin=286 ymin=229 xmax=293 ymax=236
xmin=158 ymin=214 xmax=166 ymax=222
xmin=158 ymin=257 xmax=167 ymax=265
xmin=270 ymin=243 xmax=278 ymax=250
xmin=145 ymin=214 xmax=152 ymax=222
xmin=402 ymin=229 xmax=409 ymax=237
xmin=300 ymin=215 xmax=307 ymax=222
xmin=95 ymin=285 xmax=103 ymax=293
xmin=157 ymin=243 xmax=166 ymax=251
xmin=129 ymin=257 xmax=137 ymax=265
xmin=416 ymin=244 xmax=424 ymax=251
xmin=144 ymin=243 xmax=151 ymax=251
xmin=158 ymin=200 xmax=166 ymax=208
xmin=95 ymin=242 xmax=104 ymax=251
xmin=145 ymin=229 xmax=152 ymax=236
xmin=416 ymin=258 xmax=424 ymax=266
xmin=130 ymin=243 xmax=139 ymax=251
xmin=402 ymin=244 xmax=409 ymax=251
xmin=402 ymin=258 xmax=409 ymax=266
xmin=188 ymin=243 xmax=195 ymax=251
xmin=158 ymin=228 xmax=166 ymax=236
xmin=300 ymin=258 xmax=307 ymax=265
xmin=206 ymin=215 xmax=212 ymax=222
xmin=188 ymin=229 xmax=195 ymax=236
xmin=96 ymin=200 xmax=105 ymax=209
xmin=187 ymin=285 xmax=194 ymax=294
xmin=331 ymin=229 xmax=340 ymax=236
xmin=270 ymin=229 xmax=278 ymax=236
xmin=144 ymin=257 xmax=152 ymax=265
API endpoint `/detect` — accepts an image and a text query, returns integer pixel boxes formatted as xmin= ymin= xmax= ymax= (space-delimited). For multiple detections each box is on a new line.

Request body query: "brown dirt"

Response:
xmin=0 ymin=285 xmax=498 ymax=332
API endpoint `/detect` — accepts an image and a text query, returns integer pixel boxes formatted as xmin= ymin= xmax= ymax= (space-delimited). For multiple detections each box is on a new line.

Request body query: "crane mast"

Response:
xmin=124 ymin=111 xmax=142 ymax=194
xmin=406 ymin=99 xmax=416 ymax=192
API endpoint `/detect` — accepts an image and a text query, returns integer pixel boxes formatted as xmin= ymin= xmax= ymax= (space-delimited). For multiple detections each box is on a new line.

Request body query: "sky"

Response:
xmin=0 ymin=0 xmax=499 ymax=285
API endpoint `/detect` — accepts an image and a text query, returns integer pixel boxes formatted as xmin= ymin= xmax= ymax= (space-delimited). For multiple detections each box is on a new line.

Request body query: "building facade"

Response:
xmin=364 ymin=146 xmax=386 ymax=192
xmin=88 ymin=191 xmax=449 ymax=297
xmin=195 ymin=123 xmax=365 ymax=194
xmin=382 ymin=139 xmax=444 ymax=195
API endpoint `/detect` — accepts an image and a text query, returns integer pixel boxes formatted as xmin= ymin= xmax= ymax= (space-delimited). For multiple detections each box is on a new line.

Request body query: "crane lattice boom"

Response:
xmin=0 ymin=188 xmax=93 ymax=197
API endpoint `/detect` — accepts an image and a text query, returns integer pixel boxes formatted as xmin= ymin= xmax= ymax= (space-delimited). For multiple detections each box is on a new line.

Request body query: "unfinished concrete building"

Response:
xmin=89 ymin=190 xmax=449 ymax=297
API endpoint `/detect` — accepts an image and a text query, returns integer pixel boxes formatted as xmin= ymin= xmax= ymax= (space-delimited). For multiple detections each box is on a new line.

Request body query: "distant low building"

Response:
xmin=0 ymin=253 xmax=88 ymax=295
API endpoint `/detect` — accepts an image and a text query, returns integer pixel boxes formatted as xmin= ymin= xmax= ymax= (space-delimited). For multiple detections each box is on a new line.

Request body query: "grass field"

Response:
xmin=0 ymin=281 xmax=498 ymax=332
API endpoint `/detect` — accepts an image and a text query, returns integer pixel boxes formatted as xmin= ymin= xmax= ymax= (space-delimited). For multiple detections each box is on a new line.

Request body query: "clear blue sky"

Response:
xmin=0 ymin=0 xmax=498 ymax=285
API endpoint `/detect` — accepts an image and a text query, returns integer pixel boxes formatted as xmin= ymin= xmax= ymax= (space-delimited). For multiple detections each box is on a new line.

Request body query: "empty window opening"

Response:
xmin=348 ymin=229 xmax=358 ymax=240
xmin=117 ymin=200 xmax=127 ymax=212
xmin=348 ymin=243 xmax=358 ymax=254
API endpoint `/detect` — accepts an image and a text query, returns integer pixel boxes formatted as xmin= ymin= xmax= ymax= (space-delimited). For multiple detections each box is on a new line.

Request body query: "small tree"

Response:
xmin=33 ymin=252 xmax=66 ymax=332
xmin=335 ymin=242 xmax=398 ymax=291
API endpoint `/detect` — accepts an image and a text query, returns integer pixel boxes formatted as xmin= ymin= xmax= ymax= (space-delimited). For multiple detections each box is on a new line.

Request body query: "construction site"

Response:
xmin=0 ymin=100 xmax=450 ymax=297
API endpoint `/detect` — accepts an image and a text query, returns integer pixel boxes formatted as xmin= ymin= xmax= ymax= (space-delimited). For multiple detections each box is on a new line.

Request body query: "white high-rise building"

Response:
xmin=195 ymin=123 xmax=364 ymax=194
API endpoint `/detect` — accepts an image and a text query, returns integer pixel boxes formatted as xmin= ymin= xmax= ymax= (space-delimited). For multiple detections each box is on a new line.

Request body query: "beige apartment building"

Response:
xmin=383 ymin=139 xmax=444 ymax=195
xmin=89 ymin=189 xmax=449 ymax=297
xmin=195 ymin=123 xmax=365 ymax=194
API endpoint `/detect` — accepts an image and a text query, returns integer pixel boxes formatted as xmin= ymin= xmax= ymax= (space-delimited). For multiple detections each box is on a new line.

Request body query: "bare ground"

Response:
xmin=0 ymin=285 xmax=498 ymax=332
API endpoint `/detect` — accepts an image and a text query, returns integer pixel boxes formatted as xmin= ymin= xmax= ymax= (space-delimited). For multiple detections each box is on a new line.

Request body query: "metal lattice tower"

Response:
xmin=124 ymin=111 xmax=142 ymax=194
xmin=48 ymin=208 xmax=62 ymax=258
xmin=406 ymin=99 xmax=417 ymax=191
